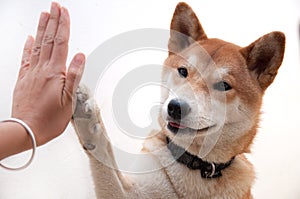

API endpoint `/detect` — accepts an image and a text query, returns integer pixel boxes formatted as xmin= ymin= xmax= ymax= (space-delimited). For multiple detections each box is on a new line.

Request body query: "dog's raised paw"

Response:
xmin=72 ymin=84 xmax=103 ymax=152
xmin=73 ymin=84 xmax=95 ymax=119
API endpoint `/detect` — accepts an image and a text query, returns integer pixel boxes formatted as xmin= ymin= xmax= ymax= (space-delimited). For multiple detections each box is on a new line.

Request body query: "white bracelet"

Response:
xmin=0 ymin=118 xmax=37 ymax=170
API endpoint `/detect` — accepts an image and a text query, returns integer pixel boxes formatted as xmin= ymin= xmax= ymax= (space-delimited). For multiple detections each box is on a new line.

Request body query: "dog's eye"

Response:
xmin=178 ymin=66 xmax=188 ymax=78
xmin=213 ymin=81 xmax=232 ymax=91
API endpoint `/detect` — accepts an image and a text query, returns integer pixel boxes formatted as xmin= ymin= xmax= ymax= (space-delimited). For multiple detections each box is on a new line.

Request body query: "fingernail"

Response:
xmin=75 ymin=54 xmax=85 ymax=65
xmin=60 ymin=7 xmax=69 ymax=18
xmin=51 ymin=2 xmax=59 ymax=13
xmin=61 ymin=7 xmax=66 ymax=15
xmin=25 ymin=36 xmax=33 ymax=46
xmin=40 ymin=12 xmax=48 ymax=21
xmin=51 ymin=2 xmax=56 ymax=11
xmin=26 ymin=35 xmax=32 ymax=42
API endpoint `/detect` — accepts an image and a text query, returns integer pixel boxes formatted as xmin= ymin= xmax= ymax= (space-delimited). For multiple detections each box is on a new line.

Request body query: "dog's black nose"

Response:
xmin=167 ymin=99 xmax=191 ymax=120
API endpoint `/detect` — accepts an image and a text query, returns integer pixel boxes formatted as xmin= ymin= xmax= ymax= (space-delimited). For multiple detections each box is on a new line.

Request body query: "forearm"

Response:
xmin=0 ymin=121 xmax=32 ymax=160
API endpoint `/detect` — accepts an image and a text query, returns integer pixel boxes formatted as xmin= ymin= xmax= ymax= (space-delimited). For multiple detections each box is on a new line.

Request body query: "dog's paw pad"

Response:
xmin=83 ymin=142 xmax=96 ymax=151
xmin=93 ymin=123 xmax=101 ymax=134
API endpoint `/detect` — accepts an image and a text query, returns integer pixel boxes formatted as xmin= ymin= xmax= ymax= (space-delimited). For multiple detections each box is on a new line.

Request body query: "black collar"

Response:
xmin=166 ymin=137 xmax=234 ymax=179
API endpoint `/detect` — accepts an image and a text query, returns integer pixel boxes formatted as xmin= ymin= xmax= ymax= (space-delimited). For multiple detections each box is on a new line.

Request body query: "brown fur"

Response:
xmin=72 ymin=2 xmax=285 ymax=199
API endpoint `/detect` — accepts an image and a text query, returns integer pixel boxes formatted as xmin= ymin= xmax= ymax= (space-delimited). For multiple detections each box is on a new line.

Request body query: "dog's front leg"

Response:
xmin=72 ymin=85 xmax=137 ymax=199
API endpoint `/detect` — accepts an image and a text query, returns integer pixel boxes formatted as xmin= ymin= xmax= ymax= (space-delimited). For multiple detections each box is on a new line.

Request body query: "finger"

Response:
xmin=63 ymin=53 xmax=86 ymax=104
xmin=50 ymin=7 xmax=70 ymax=67
xmin=30 ymin=12 xmax=50 ymax=67
xmin=39 ymin=2 xmax=61 ymax=63
xmin=19 ymin=36 xmax=34 ymax=79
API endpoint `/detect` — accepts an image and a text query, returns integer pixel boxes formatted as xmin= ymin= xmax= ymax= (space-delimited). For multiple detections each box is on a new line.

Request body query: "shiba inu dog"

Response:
xmin=72 ymin=2 xmax=285 ymax=199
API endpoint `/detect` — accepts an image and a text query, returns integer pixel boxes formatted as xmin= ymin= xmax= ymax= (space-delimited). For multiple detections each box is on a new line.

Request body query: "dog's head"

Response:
xmin=160 ymin=2 xmax=285 ymax=161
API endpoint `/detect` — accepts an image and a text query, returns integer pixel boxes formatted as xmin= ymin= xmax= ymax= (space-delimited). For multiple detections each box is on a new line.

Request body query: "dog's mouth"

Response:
xmin=167 ymin=121 xmax=215 ymax=134
xmin=168 ymin=122 xmax=187 ymax=130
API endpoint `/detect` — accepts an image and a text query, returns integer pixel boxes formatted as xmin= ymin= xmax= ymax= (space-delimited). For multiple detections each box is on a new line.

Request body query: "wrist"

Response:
xmin=10 ymin=114 xmax=42 ymax=145
xmin=0 ymin=120 xmax=34 ymax=159
xmin=0 ymin=118 xmax=35 ymax=160
xmin=0 ymin=118 xmax=37 ymax=170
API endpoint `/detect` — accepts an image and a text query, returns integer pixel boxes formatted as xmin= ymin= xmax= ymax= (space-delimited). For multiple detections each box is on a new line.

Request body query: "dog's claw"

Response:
xmin=84 ymin=100 xmax=93 ymax=114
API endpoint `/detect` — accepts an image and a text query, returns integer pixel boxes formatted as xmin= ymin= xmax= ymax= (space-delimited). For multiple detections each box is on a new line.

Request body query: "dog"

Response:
xmin=72 ymin=2 xmax=285 ymax=199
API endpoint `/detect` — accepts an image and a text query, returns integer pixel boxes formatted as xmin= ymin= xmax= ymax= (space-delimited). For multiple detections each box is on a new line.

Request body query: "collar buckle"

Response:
xmin=209 ymin=162 xmax=216 ymax=178
xmin=201 ymin=162 xmax=220 ymax=178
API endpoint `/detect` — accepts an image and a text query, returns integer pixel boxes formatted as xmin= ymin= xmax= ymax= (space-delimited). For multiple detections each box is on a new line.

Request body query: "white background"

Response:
xmin=0 ymin=0 xmax=300 ymax=198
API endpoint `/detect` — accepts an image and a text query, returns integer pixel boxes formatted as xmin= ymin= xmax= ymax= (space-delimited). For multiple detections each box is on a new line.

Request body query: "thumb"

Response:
xmin=65 ymin=53 xmax=85 ymax=99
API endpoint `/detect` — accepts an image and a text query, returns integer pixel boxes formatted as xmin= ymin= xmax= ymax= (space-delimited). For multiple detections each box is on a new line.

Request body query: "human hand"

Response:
xmin=11 ymin=2 xmax=85 ymax=146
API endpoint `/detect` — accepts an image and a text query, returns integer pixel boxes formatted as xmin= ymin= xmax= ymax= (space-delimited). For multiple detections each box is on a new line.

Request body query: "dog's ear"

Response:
xmin=168 ymin=2 xmax=207 ymax=54
xmin=240 ymin=31 xmax=285 ymax=90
